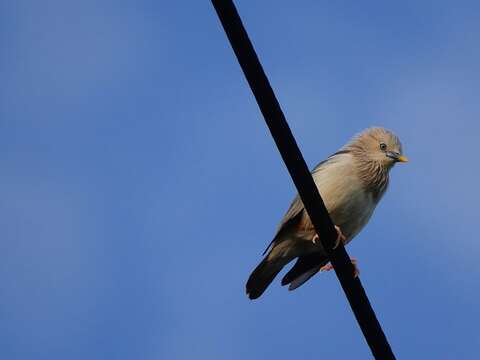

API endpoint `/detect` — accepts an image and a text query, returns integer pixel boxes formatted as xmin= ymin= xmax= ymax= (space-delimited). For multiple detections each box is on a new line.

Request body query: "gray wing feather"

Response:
xmin=276 ymin=195 xmax=303 ymax=231
xmin=262 ymin=195 xmax=304 ymax=255
xmin=277 ymin=151 xmax=344 ymax=230
xmin=275 ymin=152 xmax=343 ymax=232
xmin=261 ymin=151 xmax=349 ymax=256
xmin=288 ymin=266 xmax=321 ymax=290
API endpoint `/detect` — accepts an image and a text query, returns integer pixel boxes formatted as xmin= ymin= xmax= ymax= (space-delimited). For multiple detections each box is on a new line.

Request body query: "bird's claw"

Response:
xmin=320 ymin=257 xmax=360 ymax=278
xmin=333 ymin=225 xmax=346 ymax=249
xmin=319 ymin=262 xmax=333 ymax=272
xmin=351 ymin=257 xmax=360 ymax=278
xmin=311 ymin=225 xmax=346 ymax=248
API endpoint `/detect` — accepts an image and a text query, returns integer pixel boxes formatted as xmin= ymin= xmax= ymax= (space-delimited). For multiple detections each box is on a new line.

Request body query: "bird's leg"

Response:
xmin=319 ymin=257 xmax=360 ymax=278
xmin=311 ymin=225 xmax=346 ymax=247
xmin=333 ymin=225 xmax=346 ymax=249
xmin=351 ymin=258 xmax=360 ymax=277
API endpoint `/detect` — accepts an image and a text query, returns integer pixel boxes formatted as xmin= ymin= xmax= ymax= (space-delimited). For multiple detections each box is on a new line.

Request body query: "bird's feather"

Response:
xmin=246 ymin=127 xmax=405 ymax=298
xmin=288 ymin=266 xmax=321 ymax=291
xmin=281 ymin=253 xmax=328 ymax=286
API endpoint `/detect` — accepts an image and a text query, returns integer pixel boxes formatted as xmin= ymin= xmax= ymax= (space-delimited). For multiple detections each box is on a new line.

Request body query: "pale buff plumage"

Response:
xmin=246 ymin=127 xmax=407 ymax=299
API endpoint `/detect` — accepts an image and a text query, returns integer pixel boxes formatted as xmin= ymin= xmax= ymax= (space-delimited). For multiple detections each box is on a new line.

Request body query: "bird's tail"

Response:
xmin=281 ymin=253 xmax=328 ymax=290
xmin=246 ymin=243 xmax=293 ymax=299
xmin=246 ymin=257 xmax=284 ymax=299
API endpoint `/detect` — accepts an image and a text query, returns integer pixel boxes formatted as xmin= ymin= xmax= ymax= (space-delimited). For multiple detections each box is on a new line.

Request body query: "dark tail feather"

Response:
xmin=281 ymin=253 xmax=328 ymax=287
xmin=246 ymin=257 xmax=286 ymax=300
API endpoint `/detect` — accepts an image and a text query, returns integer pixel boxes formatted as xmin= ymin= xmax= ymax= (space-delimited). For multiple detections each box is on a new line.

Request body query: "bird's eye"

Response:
xmin=379 ymin=143 xmax=387 ymax=151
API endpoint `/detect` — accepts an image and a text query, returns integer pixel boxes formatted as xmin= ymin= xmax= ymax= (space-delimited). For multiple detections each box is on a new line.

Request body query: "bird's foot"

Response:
xmin=320 ymin=257 xmax=360 ymax=278
xmin=351 ymin=258 xmax=360 ymax=277
xmin=311 ymin=225 xmax=346 ymax=247
xmin=333 ymin=225 xmax=346 ymax=249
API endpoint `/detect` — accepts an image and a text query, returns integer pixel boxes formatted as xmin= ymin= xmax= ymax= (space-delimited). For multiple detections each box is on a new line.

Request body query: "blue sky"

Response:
xmin=1 ymin=1 xmax=479 ymax=359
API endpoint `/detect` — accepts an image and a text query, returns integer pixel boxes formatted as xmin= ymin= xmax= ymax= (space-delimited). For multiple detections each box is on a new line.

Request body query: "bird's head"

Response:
xmin=348 ymin=127 xmax=408 ymax=170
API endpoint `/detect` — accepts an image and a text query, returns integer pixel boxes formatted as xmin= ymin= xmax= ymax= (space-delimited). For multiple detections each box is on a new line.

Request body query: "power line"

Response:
xmin=211 ymin=1 xmax=396 ymax=359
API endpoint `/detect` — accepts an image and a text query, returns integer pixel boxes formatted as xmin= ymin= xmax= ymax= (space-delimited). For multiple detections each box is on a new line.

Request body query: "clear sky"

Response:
xmin=1 ymin=1 xmax=479 ymax=359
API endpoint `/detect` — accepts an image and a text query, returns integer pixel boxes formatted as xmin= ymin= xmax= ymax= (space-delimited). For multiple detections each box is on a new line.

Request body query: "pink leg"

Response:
xmin=333 ymin=225 xmax=346 ymax=249
xmin=312 ymin=225 xmax=346 ymax=248
xmin=320 ymin=257 xmax=360 ymax=277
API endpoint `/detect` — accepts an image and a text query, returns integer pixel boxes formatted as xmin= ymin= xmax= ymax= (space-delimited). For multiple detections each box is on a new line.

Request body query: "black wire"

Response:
xmin=211 ymin=1 xmax=396 ymax=359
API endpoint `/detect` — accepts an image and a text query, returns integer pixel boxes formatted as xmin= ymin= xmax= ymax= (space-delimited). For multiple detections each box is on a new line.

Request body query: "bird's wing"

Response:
xmin=276 ymin=194 xmax=304 ymax=231
xmin=262 ymin=151 xmax=350 ymax=256
xmin=262 ymin=195 xmax=304 ymax=255
xmin=281 ymin=253 xmax=328 ymax=287
xmin=278 ymin=152 xmax=344 ymax=226
xmin=288 ymin=266 xmax=321 ymax=290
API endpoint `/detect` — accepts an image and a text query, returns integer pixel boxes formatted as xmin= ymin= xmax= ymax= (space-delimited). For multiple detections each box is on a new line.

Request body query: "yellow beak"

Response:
xmin=396 ymin=155 xmax=409 ymax=163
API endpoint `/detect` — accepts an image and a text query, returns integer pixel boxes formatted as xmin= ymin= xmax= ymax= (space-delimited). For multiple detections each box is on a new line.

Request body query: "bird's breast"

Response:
xmin=312 ymin=163 xmax=376 ymax=242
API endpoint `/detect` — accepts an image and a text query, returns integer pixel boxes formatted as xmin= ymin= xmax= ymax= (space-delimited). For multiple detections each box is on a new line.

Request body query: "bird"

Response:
xmin=246 ymin=127 xmax=408 ymax=299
